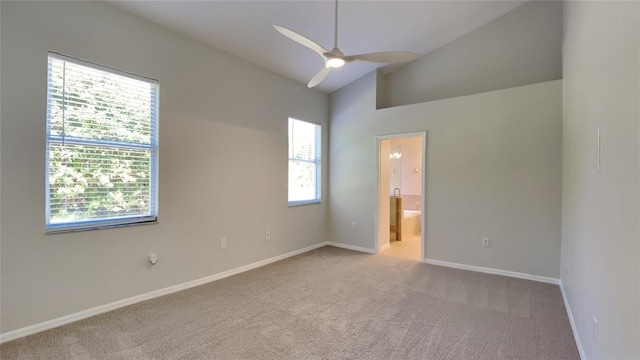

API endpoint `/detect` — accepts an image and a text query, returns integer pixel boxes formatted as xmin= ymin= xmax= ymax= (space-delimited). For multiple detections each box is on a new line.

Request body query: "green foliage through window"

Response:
xmin=46 ymin=53 xmax=159 ymax=231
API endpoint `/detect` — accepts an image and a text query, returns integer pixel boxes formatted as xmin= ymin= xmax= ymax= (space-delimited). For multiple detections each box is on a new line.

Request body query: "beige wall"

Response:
xmin=0 ymin=1 xmax=328 ymax=333
xmin=561 ymin=1 xmax=640 ymax=358
xmin=380 ymin=0 xmax=562 ymax=108
xmin=331 ymin=0 xmax=563 ymax=278
xmin=329 ymin=74 xmax=562 ymax=277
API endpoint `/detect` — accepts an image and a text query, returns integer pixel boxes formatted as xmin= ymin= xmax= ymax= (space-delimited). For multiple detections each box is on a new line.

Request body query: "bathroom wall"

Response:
xmin=390 ymin=137 xmax=422 ymax=210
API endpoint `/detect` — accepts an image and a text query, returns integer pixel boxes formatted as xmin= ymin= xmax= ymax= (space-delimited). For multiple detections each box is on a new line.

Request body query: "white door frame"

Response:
xmin=374 ymin=131 xmax=427 ymax=262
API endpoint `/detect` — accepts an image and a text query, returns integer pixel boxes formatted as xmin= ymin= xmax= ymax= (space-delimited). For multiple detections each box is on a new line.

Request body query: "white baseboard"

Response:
xmin=424 ymin=258 xmax=560 ymax=285
xmin=380 ymin=243 xmax=390 ymax=251
xmin=559 ymin=280 xmax=587 ymax=360
xmin=325 ymin=242 xmax=376 ymax=254
xmin=0 ymin=242 xmax=328 ymax=344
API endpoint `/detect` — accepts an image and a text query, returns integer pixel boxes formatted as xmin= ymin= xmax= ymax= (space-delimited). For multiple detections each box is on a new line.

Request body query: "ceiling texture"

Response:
xmin=110 ymin=0 xmax=527 ymax=93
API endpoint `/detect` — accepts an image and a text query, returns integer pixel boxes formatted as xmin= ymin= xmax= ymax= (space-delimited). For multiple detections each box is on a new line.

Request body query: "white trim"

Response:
xmin=559 ymin=280 xmax=587 ymax=360
xmin=424 ymin=258 xmax=560 ymax=285
xmin=288 ymin=117 xmax=321 ymax=205
xmin=325 ymin=242 xmax=376 ymax=254
xmin=0 ymin=242 xmax=328 ymax=344
xmin=374 ymin=131 xmax=427 ymax=260
xmin=380 ymin=243 xmax=391 ymax=251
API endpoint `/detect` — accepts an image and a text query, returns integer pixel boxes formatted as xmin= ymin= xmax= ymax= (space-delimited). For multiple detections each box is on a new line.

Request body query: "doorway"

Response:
xmin=376 ymin=132 xmax=426 ymax=262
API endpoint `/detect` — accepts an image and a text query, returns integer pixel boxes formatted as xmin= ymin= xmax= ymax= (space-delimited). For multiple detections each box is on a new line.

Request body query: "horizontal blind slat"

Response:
xmin=46 ymin=53 xmax=159 ymax=231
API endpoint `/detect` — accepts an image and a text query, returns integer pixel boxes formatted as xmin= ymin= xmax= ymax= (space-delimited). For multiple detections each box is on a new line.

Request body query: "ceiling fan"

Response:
xmin=274 ymin=0 xmax=420 ymax=88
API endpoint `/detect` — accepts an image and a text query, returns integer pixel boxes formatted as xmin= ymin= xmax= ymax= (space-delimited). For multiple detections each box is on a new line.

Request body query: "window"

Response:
xmin=288 ymin=118 xmax=321 ymax=206
xmin=46 ymin=53 xmax=159 ymax=232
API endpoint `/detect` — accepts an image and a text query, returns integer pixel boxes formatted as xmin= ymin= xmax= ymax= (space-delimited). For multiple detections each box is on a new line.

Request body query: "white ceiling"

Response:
xmin=110 ymin=0 xmax=528 ymax=93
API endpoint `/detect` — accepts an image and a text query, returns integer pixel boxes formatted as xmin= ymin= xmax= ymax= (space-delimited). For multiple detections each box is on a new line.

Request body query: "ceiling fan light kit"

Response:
xmin=274 ymin=0 xmax=419 ymax=88
xmin=326 ymin=57 xmax=345 ymax=68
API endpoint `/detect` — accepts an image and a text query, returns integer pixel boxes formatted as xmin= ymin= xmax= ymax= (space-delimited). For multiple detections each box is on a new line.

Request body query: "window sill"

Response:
xmin=46 ymin=217 xmax=157 ymax=234
xmin=288 ymin=200 xmax=321 ymax=207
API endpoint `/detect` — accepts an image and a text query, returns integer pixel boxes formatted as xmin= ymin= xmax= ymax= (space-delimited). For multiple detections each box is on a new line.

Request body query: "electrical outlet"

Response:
xmin=593 ymin=316 xmax=599 ymax=343
xmin=220 ymin=238 xmax=227 ymax=249
xmin=482 ymin=237 xmax=490 ymax=247
xmin=265 ymin=231 xmax=271 ymax=241
xmin=351 ymin=222 xmax=357 ymax=231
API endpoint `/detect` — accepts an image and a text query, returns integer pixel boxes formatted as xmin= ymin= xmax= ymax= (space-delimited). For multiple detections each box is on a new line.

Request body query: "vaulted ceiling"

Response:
xmin=110 ymin=1 xmax=527 ymax=93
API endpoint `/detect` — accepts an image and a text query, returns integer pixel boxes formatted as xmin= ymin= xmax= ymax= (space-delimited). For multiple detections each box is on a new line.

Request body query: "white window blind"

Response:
xmin=288 ymin=118 xmax=321 ymax=205
xmin=46 ymin=53 xmax=159 ymax=232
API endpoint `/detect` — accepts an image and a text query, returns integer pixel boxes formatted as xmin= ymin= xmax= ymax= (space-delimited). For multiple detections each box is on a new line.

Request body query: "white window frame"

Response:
xmin=45 ymin=53 xmax=159 ymax=233
xmin=288 ymin=118 xmax=321 ymax=206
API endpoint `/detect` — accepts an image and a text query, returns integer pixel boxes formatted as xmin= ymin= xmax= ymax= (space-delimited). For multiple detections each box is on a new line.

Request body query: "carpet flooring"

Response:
xmin=1 ymin=246 xmax=579 ymax=360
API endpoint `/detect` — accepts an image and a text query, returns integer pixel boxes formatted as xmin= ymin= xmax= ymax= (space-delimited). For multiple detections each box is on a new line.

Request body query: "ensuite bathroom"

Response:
xmin=382 ymin=136 xmax=423 ymax=261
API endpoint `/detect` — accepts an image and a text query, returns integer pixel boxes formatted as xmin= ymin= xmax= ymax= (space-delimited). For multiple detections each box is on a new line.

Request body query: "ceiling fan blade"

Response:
xmin=308 ymin=66 xmax=331 ymax=88
xmin=347 ymin=52 xmax=419 ymax=64
xmin=274 ymin=25 xmax=328 ymax=57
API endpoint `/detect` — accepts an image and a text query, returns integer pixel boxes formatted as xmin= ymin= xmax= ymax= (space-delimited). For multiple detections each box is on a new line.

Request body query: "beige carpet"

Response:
xmin=1 ymin=246 xmax=579 ymax=360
